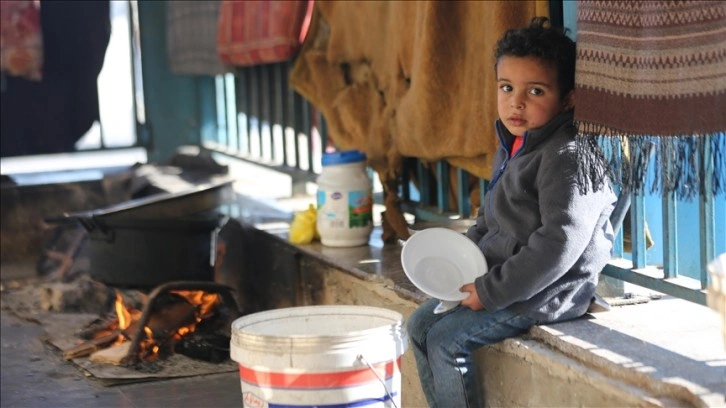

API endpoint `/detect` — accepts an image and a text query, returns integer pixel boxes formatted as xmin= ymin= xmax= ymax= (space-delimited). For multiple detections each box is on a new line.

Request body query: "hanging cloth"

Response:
xmin=167 ymin=1 xmax=231 ymax=76
xmin=0 ymin=0 xmax=43 ymax=81
xmin=217 ymin=0 xmax=313 ymax=67
xmin=574 ymin=1 xmax=726 ymax=199
xmin=0 ymin=0 xmax=110 ymax=157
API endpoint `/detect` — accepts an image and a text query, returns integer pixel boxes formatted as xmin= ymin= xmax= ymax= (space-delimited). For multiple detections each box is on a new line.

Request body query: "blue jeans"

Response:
xmin=407 ymin=299 xmax=538 ymax=407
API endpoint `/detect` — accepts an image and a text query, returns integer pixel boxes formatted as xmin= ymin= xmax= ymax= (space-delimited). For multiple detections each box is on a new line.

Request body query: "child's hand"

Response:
xmin=459 ymin=283 xmax=485 ymax=311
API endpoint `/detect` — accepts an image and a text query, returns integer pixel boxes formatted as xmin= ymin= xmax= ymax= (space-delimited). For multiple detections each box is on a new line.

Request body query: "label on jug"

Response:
xmin=317 ymin=189 xmax=372 ymax=229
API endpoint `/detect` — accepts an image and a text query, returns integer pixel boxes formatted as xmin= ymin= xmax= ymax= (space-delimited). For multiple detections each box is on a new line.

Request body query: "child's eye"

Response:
xmin=529 ymin=88 xmax=544 ymax=95
xmin=500 ymin=84 xmax=512 ymax=92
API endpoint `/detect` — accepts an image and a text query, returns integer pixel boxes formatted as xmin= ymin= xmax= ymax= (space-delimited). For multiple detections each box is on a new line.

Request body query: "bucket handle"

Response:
xmin=357 ymin=354 xmax=399 ymax=408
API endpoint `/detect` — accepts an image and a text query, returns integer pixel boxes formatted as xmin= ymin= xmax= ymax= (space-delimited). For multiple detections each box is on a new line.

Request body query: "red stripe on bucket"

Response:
xmin=239 ymin=357 xmax=401 ymax=389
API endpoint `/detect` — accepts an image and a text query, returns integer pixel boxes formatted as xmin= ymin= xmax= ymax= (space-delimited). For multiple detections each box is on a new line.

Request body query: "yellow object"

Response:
xmin=289 ymin=204 xmax=319 ymax=244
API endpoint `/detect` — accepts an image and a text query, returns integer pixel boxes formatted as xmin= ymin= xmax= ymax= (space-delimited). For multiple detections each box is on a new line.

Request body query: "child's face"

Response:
xmin=496 ymin=56 xmax=570 ymax=136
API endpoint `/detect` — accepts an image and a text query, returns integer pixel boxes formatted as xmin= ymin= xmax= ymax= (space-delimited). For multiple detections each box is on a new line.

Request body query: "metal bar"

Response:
xmin=302 ymin=99 xmax=313 ymax=172
xmin=260 ymin=64 xmax=271 ymax=161
xmin=248 ymin=67 xmax=258 ymax=157
xmin=402 ymin=159 xmax=411 ymax=202
xmin=236 ymin=68 xmax=249 ymax=155
xmin=256 ymin=65 xmax=265 ymax=159
xmin=630 ymin=191 xmax=647 ymax=268
xmin=224 ymin=73 xmax=238 ymax=152
xmin=233 ymin=72 xmax=243 ymax=153
xmin=279 ymin=63 xmax=291 ymax=166
xmin=602 ymin=264 xmax=706 ymax=305
xmin=198 ymin=77 xmax=217 ymax=145
xmin=268 ymin=65 xmax=278 ymax=162
xmin=662 ymin=191 xmax=678 ymax=279
xmin=318 ymin=110 xmax=328 ymax=153
xmin=271 ymin=63 xmax=283 ymax=164
xmin=456 ymin=168 xmax=470 ymax=218
xmin=246 ymin=67 xmax=255 ymax=157
xmin=209 ymin=148 xmax=319 ymax=185
xmin=627 ymin=140 xmax=648 ymax=268
xmin=214 ymin=75 xmax=227 ymax=146
xmin=436 ymin=161 xmax=449 ymax=212
xmin=292 ymin=91 xmax=304 ymax=170
xmin=418 ymin=161 xmax=430 ymax=205
xmin=699 ymin=137 xmax=715 ymax=288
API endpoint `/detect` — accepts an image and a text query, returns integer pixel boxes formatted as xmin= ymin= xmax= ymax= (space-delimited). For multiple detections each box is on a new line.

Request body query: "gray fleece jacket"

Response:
xmin=466 ymin=111 xmax=616 ymax=323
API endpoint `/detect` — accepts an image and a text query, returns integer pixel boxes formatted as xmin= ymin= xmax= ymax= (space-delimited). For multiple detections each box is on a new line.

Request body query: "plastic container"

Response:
xmin=230 ymin=305 xmax=409 ymax=407
xmin=316 ymin=150 xmax=373 ymax=247
xmin=401 ymin=227 xmax=488 ymax=302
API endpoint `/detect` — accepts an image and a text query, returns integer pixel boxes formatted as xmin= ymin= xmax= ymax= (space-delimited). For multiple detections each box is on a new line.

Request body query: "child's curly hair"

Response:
xmin=495 ymin=17 xmax=576 ymax=101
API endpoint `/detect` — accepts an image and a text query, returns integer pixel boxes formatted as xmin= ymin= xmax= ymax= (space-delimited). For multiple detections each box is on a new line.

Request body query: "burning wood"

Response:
xmin=89 ymin=342 xmax=132 ymax=366
xmin=66 ymin=287 xmax=230 ymax=365
xmin=63 ymin=329 xmax=123 ymax=360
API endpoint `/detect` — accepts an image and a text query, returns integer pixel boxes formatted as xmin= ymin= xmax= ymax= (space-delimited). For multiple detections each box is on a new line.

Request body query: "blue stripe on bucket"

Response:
xmin=265 ymin=392 xmax=397 ymax=408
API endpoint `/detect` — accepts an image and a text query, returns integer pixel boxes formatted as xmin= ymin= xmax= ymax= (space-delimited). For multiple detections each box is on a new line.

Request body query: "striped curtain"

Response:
xmin=574 ymin=1 xmax=726 ymax=199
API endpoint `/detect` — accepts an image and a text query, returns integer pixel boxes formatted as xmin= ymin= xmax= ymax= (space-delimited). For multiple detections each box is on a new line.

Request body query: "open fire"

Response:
xmin=111 ymin=289 xmax=220 ymax=362
xmin=64 ymin=282 xmax=238 ymax=367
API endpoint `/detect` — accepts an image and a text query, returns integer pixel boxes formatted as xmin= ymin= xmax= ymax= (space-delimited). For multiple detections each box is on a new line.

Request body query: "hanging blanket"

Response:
xmin=217 ymin=0 xmax=313 ymax=67
xmin=290 ymin=1 xmax=548 ymax=241
xmin=0 ymin=0 xmax=43 ymax=81
xmin=575 ymin=1 xmax=726 ymax=199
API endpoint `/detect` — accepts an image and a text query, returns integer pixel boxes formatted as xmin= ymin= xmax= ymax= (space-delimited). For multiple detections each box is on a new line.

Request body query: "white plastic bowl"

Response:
xmin=401 ymin=227 xmax=488 ymax=301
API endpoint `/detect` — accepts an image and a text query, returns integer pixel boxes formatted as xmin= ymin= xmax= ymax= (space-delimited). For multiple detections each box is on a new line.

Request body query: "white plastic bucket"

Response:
xmin=230 ymin=305 xmax=408 ymax=408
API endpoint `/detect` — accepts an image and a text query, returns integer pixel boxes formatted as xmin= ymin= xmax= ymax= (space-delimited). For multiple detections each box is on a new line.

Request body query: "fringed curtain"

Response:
xmin=574 ymin=1 xmax=726 ymax=199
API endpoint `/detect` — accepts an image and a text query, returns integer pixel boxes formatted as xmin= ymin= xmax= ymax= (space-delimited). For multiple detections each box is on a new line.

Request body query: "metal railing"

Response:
xmin=205 ymin=62 xmax=724 ymax=307
xmin=202 ymin=62 xmax=325 ymax=190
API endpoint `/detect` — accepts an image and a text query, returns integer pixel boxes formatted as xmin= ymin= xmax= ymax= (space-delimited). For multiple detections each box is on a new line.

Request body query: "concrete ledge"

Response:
xmin=227 ymin=193 xmax=725 ymax=407
xmin=530 ymin=301 xmax=725 ymax=407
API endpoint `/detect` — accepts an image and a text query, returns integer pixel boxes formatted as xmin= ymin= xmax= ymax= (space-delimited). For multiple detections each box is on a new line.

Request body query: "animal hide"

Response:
xmin=289 ymin=0 xmax=548 ymax=242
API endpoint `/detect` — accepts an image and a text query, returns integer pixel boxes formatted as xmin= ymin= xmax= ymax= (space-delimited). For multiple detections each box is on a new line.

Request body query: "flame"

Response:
xmin=173 ymin=290 xmax=220 ymax=319
xmin=112 ymin=291 xmax=141 ymax=346
xmin=170 ymin=290 xmax=221 ymax=340
xmin=115 ymin=292 xmax=130 ymax=330
xmin=98 ymin=290 xmax=221 ymax=362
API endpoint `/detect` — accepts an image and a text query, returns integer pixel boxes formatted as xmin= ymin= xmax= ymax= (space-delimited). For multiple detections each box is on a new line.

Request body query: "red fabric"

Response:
xmin=510 ymin=136 xmax=523 ymax=157
xmin=0 ymin=0 xmax=43 ymax=80
xmin=217 ymin=0 xmax=313 ymax=66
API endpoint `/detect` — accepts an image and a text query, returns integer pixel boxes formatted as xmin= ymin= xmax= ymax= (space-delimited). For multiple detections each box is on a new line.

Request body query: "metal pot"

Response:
xmin=61 ymin=179 xmax=234 ymax=289
xmin=77 ymin=213 xmax=225 ymax=289
xmin=65 ymin=178 xmax=234 ymax=221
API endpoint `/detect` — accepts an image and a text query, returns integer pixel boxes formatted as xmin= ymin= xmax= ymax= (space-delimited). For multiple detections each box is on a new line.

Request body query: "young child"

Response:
xmin=407 ymin=17 xmax=617 ymax=407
